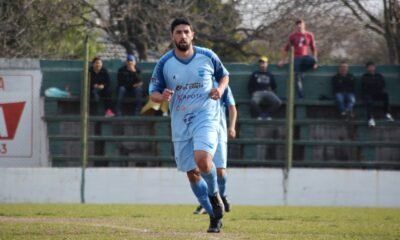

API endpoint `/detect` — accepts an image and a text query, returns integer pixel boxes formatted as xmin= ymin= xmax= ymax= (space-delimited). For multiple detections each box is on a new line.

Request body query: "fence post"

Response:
xmin=285 ymin=46 xmax=295 ymax=172
xmin=283 ymin=46 xmax=295 ymax=204
xmin=80 ymin=36 xmax=90 ymax=204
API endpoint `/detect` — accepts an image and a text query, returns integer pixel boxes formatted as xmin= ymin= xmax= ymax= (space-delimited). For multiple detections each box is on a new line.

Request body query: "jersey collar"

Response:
xmin=173 ymin=47 xmax=197 ymax=65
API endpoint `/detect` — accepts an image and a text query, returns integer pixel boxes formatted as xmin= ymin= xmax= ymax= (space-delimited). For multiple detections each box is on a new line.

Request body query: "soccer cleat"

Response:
xmin=193 ymin=205 xmax=206 ymax=215
xmin=207 ymin=216 xmax=223 ymax=233
xmin=368 ymin=118 xmax=376 ymax=127
xmin=385 ymin=113 xmax=394 ymax=121
xmin=209 ymin=192 xmax=225 ymax=220
xmin=221 ymin=196 xmax=231 ymax=212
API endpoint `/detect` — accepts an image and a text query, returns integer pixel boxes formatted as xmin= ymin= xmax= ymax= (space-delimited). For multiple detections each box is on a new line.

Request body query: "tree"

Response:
xmin=340 ymin=0 xmax=400 ymax=64
xmin=235 ymin=0 xmax=393 ymax=64
xmin=79 ymin=0 xmax=251 ymax=61
xmin=0 ymin=0 xmax=102 ymax=59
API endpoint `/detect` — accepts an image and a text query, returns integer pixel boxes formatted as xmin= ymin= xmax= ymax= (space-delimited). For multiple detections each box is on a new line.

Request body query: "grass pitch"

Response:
xmin=0 ymin=204 xmax=399 ymax=239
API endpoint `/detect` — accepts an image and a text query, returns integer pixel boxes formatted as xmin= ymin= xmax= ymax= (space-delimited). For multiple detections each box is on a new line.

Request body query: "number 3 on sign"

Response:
xmin=0 ymin=143 xmax=7 ymax=154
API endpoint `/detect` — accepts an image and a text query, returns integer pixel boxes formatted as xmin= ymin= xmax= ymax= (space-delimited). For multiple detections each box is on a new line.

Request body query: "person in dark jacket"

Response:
xmin=248 ymin=56 xmax=282 ymax=120
xmin=361 ymin=61 xmax=394 ymax=127
xmin=331 ymin=63 xmax=356 ymax=118
xmin=89 ymin=56 xmax=115 ymax=117
xmin=115 ymin=54 xmax=144 ymax=116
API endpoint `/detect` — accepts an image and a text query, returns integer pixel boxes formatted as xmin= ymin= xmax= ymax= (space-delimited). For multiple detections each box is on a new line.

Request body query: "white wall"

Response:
xmin=0 ymin=59 xmax=48 ymax=167
xmin=1 ymin=168 xmax=399 ymax=207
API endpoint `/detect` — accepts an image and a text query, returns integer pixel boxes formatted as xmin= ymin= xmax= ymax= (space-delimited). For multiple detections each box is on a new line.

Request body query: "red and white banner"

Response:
xmin=0 ymin=75 xmax=33 ymax=157
xmin=0 ymin=63 xmax=45 ymax=166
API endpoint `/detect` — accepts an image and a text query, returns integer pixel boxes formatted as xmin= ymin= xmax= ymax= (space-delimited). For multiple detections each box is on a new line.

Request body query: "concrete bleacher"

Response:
xmin=41 ymin=60 xmax=400 ymax=168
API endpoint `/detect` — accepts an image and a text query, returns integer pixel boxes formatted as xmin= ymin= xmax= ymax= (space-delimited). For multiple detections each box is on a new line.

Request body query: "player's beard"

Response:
xmin=175 ymin=40 xmax=191 ymax=51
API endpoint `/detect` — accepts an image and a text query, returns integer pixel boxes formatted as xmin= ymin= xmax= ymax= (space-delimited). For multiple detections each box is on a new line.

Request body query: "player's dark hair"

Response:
xmin=366 ymin=61 xmax=375 ymax=67
xmin=92 ymin=56 xmax=102 ymax=64
xmin=170 ymin=18 xmax=192 ymax=33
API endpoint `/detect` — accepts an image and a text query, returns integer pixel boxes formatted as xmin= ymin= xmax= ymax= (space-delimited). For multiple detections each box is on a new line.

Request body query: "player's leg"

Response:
xmin=193 ymin=127 xmax=225 ymax=233
xmin=173 ymin=140 xmax=215 ymax=219
xmin=194 ymin=150 xmax=224 ymax=233
xmin=194 ymin=150 xmax=219 ymax=198
xmin=187 ymin=168 xmax=214 ymax=217
xmin=213 ymin=141 xmax=230 ymax=212
xmin=217 ymin=168 xmax=229 ymax=211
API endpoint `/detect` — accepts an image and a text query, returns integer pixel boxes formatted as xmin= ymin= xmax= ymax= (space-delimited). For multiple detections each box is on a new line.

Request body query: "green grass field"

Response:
xmin=0 ymin=204 xmax=399 ymax=240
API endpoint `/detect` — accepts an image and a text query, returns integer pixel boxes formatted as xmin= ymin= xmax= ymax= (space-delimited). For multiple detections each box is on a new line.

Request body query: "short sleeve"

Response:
xmin=148 ymin=60 xmax=166 ymax=95
xmin=222 ymin=86 xmax=236 ymax=106
xmin=209 ymin=50 xmax=229 ymax=82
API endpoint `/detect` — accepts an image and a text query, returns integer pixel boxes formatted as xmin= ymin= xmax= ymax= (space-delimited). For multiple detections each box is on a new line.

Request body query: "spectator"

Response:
xmin=89 ymin=57 xmax=115 ymax=117
xmin=279 ymin=18 xmax=318 ymax=98
xmin=116 ymin=54 xmax=144 ymax=116
xmin=361 ymin=61 xmax=394 ymax=127
xmin=248 ymin=56 xmax=282 ymax=120
xmin=331 ymin=63 xmax=356 ymax=119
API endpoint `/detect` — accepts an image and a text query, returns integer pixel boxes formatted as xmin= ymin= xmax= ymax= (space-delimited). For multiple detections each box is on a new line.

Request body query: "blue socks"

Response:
xmin=217 ymin=173 xmax=227 ymax=197
xmin=200 ymin=164 xmax=218 ymax=197
xmin=190 ymin=178 xmax=214 ymax=217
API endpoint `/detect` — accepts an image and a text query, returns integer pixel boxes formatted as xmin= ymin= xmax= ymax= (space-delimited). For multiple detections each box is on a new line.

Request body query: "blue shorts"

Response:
xmin=173 ymin=127 xmax=218 ymax=172
xmin=213 ymin=141 xmax=227 ymax=169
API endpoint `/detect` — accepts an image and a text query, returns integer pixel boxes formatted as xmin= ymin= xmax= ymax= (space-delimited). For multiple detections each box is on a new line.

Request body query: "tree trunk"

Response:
xmin=132 ymin=39 xmax=148 ymax=61
xmin=120 ymin=41 xmax=135 ymax=55
xmin=384 ymin=33 xmax=397 ymax=64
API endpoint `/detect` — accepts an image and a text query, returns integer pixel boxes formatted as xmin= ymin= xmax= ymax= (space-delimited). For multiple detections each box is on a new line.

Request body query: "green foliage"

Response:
xmin=0 ymin=0 xmax=102 ymax=59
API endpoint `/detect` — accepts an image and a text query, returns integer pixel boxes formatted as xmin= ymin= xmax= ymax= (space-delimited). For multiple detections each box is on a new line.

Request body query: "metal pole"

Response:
xmin=80 ymin=35 xmax=90 ymax=204
xmin=284 ymin=46 xmax=295 ymax=173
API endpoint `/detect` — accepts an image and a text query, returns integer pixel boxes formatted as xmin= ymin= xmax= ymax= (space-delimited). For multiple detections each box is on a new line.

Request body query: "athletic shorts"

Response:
xmin=213 ymin=140 xmax=227 ymax=169
xmin=173 ymin=126 xmax=218 ymax=172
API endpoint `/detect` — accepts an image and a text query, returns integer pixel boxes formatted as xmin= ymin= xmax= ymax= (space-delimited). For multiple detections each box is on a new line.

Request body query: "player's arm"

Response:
xmin=151 ymin=89 xmax=173 ymax=103
xmin=210 ymin=75 xmax=229 ymax=100
xmin=278 ymin=38 xmax=291 ymax=67
xmin=309 ymin=33 xmax=318 ymax=69
xmin=228 ymin=104 xmax=237 ymax=139
xmin=209 ymin=50 xmax=230 ymax=100
xmin=310 ymin=33 xmax=318 ymax=61
xmin=149 ymin=61 xmax=172 ymax=103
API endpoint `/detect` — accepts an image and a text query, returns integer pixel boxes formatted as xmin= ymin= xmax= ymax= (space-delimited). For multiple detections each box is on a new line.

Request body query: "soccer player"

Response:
xmin=149 ymin=18 xmax=229 ymax=233
xmin=194 ymin=86 xmax=237 ymax=214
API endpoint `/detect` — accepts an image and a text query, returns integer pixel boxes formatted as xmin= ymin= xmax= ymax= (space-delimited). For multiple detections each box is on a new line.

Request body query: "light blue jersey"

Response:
xmin=219 ymin=86 xmax=236 ymax=143
xmin=149 ymin=46 xmax=229 ymax=142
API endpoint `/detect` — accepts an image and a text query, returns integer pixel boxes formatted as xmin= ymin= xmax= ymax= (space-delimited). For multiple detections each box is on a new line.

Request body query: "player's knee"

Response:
xmin=186 ymin=169 xmax=201 ymax=183
xmin=194 ymin=151 xmax=213 ymax=172
xmin=197 ymin=161 xmax=212 ymax=173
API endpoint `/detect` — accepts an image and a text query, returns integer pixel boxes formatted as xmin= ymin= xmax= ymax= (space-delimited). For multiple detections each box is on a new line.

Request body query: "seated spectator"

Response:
xmin=331 ymin=62 xmax=356 ymax=119
xmin=361 ymin=61 xmax=394 ymax=127
xmin=248 ymin=56 xmax=282 ymax=120
xmin=278 ymin=18 xmax=318 ymax=99
xmin=89 ymin=56 xmax=115 ymax=117
xmin=116 ymin=54 xmax=144 ymax=116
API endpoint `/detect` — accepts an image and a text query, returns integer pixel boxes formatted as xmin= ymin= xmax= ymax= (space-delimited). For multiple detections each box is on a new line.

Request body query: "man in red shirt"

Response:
xmin=279 ymin=19 xmax=317 ymax=98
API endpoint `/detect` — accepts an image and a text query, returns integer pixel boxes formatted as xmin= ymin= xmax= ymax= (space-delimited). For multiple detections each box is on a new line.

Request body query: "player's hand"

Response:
xmin=313 ymin=63 xmax=318 ymax=70
xmin=278 ymin=60 xmax=286 ymax=67
xmin=97 ymin=84 xmax=104 ymax=90
xmin=228 ymin=128 xmax=236 ymax=139
xmin=162 ymin=89 xmax=174 ymax=102
xmin=209 ymin=87 xmax=223 ymax=100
